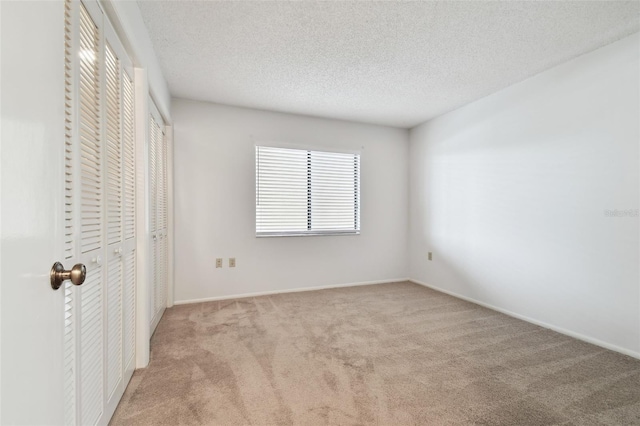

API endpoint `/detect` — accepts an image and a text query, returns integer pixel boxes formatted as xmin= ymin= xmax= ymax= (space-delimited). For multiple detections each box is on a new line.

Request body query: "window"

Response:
xmin=256 ymin=145 xmax=360 ymax=236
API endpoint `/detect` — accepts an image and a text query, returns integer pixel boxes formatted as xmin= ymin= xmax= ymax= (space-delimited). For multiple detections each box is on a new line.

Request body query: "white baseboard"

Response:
xmin=174 ymin=278 xmax=410 ymax=306
xmin=409 ymin=279 xmax=640 ymax=360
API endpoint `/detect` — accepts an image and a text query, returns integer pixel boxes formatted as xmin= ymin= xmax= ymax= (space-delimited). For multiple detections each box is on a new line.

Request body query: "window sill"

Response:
xmin=256 ymin=231 xmax=360 ymax=238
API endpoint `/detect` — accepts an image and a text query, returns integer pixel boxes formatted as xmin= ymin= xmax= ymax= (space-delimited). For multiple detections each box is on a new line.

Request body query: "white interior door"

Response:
xmin=1 ymin=1 xmax=68 ymax=423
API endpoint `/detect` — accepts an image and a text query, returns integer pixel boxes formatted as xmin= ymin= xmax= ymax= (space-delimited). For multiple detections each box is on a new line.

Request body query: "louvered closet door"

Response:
xmin=76 ymin=4 xmax=105 ymax=424
xmin=64 ymin=1 xmax=137 ymax=425
xmin=121 ymin=68 xmax=137 ymax=383
xmin=149 ymin=101 xmax=167 ymax=333
xmin=104 ymin=22 xmax=138 ymax=417
xmin=149 ymin=112 xmax=158 ymax=328
xmin=158 ymin=115 xmax=168 ymax=311
xmin=104 ymin=41 xmax=124 ymax=413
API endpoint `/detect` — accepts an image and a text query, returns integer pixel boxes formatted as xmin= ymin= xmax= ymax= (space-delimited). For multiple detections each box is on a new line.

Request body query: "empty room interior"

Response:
xmin=1 ymin=1 xmax=640 ymax=425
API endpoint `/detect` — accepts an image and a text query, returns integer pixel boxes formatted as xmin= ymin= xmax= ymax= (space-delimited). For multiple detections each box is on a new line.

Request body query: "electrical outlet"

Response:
xmin=428 ymin=252 xmax=433 ymax=261
xmin=215 ymin=258 xmax=223 ymax=268
xmin=229 ymin=258 xmax=236 ymax=268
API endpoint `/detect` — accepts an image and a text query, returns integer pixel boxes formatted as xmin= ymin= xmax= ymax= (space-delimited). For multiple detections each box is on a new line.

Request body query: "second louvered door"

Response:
xmin=104 ymin=41 xmax=124 ymax=417
xmin=76 ymin=4 xmax=104 ymax=425
xmin=64 ymin=1 xmax=137 ymax=425
xmin=103 ymin=24 xmax=137 ymax=419
xmin=149 ymin=100 xmax=167 ymax=334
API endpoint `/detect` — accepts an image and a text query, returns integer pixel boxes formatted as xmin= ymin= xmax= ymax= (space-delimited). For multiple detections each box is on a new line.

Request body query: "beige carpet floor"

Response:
xmin=110 ymin=282 xmax=640 ymax=426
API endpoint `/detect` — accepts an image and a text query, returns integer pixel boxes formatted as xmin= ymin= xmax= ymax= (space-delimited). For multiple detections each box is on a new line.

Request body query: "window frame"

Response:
xmin=255 ymin=142 xmax=361 ymax=238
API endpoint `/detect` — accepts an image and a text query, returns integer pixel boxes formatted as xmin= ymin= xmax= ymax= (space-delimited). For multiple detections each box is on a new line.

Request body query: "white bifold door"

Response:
xmin=149 ymin=100 xmax=168 ymax=333
xmin=63 ymin=1 xmax=137 ymax=424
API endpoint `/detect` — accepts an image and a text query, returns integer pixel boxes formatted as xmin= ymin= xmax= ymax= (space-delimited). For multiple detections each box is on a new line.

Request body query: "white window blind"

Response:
xmin=256 ymin=145 xmax=360 ymax=236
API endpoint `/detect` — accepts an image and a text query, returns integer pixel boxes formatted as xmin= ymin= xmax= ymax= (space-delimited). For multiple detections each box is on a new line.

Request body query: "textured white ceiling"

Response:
xmin=137 ymin=1 xmax=639 ymax=128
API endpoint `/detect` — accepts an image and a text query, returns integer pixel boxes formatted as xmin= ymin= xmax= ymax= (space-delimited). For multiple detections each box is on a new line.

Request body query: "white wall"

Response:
xmin=172 ymin=100 xmax=409 ymax=303
xmin=105 ymin=0 xmax=171 ymax=120
xmin=409 ymin=34 xmax=640 ymax=357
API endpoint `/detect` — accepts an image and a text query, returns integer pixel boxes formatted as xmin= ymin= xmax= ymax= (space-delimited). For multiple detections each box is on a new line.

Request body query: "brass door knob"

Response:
xmin=50 ymin=262 xmax=86 ymax=290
